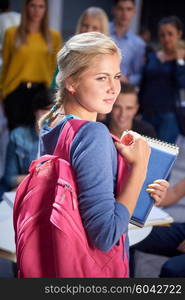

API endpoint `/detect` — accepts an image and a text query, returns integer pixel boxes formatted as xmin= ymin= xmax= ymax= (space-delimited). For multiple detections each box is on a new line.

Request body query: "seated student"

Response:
xmin=102 ymin=82 xmax=156 ymax=138
xmin=0 ymin=257 xmax=17 ymax=278
xmin=131 ymin=178 xmax=185 ymax=277
xmin=0 ymin=104 xmax=9 ymax=180
xmin=0 ymin=88 xmax=53 ymax=201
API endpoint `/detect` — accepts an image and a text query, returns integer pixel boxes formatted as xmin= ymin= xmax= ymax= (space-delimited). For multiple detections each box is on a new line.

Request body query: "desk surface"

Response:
xmin=128 ymin=226 xmax=152 ymax=246
xmin=0 ymin=192 xmax=173 ymax=254
xmin=0 ymin=200 xmax=15 ymax=253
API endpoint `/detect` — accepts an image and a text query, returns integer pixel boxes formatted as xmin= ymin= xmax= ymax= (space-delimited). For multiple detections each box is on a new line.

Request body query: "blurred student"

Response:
xmin=50 ymin=6 xmax=109 ymax=89
xmin=0 ymin=0 xmax=20 ymax=178
xmin=109 ymin=0 xmax=146 ymax=85
xmin=0 ymin=88 xmax=53 ymax=201
xmin=103 ymin=82 xmax=156 ymax=138
xmin=139 ymin=16 xmax=185 ymax=143
xmin=0 ymin=0 xmax=62 ymax=130
xmin=132 ymin=178 xmax=185 ymax=277
xmin=75 ymin=6 xmax=109 ymax=35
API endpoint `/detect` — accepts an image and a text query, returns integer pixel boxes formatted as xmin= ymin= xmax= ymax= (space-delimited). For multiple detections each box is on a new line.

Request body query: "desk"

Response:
xmin=0 ymin=200 xmax=16 ymax=261
xmin=0 ymin=192 xmax=173 ymax=255
xmin=128 ymin=226 xmax=152 ymax=246
xmin=128 ymin=206 xmax=174 ymax=246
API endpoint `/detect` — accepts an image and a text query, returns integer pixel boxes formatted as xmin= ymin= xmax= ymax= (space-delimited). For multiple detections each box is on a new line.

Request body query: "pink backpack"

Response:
xmin=13 ymin=119 xmax=129 ymax=278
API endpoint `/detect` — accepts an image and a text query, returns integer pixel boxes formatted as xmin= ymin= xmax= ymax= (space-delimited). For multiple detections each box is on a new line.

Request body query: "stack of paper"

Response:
xmin=129 ymin=206 xmax=173 ymax=230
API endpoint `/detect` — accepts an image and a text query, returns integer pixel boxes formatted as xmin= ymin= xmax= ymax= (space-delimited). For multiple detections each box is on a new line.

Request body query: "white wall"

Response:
xmin=130 ymin=0 xmax=143 ymax=34
xmin=48 ymin=0 xmax=63 ymax=33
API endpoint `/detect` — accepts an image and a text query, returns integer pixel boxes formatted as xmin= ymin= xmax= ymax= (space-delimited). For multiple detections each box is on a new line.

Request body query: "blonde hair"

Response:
xmin=75 ymin=7 xmax=109 ymax=36
xmin=15 ymin=0 xmax=53 ymax=51
xmin=39 ymin=32 xmax=121 ymax=127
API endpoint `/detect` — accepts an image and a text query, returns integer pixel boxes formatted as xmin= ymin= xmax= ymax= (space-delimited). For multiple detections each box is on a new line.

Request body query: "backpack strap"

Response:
xmin=53 ymin=119 xmax=87 ymax=161
xmin=53 ymin=120 xmax=130 ymax=195
xmin=110 ymin=133 xmax=131 ymax=196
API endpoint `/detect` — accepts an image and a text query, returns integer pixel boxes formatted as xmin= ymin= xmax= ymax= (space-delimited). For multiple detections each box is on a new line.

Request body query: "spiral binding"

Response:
xmin=142 ymin=135 xmax=179 ymax=155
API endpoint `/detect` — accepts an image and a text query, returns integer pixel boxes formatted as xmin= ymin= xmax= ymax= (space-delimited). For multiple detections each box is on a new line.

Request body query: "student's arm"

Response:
xmin=0 ymin=28 xmax=13 ymax=97
xmin=115 ymin=132 xmax=150 ymax=215
xmin=3 ymin=131 xmax=21 ymax=188
xmin=70 ymin=122 xmax=131 ymax=251
xmin=175 ymin=64 xmax=185 ymax=88
xmin=175 ymin=48 xmax=185 ymax=88
xmin=158 ymin=178 xmax=185 ymax=207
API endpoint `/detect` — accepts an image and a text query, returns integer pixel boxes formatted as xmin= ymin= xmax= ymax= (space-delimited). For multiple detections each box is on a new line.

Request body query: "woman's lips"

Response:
xmin=103 ymin=98 xmax=115 ymax=104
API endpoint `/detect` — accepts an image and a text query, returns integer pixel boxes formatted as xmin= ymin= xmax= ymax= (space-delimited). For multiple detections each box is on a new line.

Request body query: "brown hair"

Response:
xmin=120 ymin=82 xmax=139 ymax=94
xmin=113 ymin=0 xmax=136 ymax=6
xmin=15 ymin=0 xmax=52 ymax=51
xmin=158 ymin=16 xmax=184 ymax=33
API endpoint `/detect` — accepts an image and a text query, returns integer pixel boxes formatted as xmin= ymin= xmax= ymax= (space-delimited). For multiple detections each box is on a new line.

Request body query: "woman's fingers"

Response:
xmin=153 ymin=179 xmax=170 ymax=188
xmin=146 ymin=179 xmax=169 ymax=205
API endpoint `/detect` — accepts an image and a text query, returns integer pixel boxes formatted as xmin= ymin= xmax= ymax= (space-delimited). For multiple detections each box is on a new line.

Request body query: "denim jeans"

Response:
xmin=130 ymin=222 xmax=185 ymax=277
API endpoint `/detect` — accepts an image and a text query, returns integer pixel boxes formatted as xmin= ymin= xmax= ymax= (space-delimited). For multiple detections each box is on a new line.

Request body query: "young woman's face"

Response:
xmin=79 ymin=15 xmax=102 ymax=33
xmin=27 ymin=0 xmax=46 ymax=23
xmin=70 ymin=53 xmax=121 ymax=120
xmin=159 ymin=24 xmax=182 ymax=51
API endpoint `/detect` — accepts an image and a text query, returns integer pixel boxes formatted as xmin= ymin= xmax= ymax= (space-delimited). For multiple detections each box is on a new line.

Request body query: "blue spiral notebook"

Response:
xmin=126 ymin=136 xmax=179 ymax=228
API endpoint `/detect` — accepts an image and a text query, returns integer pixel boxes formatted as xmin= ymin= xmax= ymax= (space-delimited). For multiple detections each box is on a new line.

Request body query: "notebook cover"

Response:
xmin=121 ymin=135 xmax=179 ymax=228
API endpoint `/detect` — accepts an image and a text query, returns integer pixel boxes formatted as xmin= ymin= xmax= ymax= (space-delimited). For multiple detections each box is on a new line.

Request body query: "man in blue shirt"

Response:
xmin=109 ymin=0 xmax=146 ymax=85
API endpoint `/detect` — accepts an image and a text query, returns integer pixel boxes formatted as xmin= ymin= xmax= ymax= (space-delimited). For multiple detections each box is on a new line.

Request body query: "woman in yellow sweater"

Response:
xmin=0 ymin=0 xmax=62 ymax=130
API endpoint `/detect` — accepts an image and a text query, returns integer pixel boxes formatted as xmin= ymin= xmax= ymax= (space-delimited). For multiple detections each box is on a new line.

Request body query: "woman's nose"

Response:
xmin=108 ymin=79 xmax=116 ymax=94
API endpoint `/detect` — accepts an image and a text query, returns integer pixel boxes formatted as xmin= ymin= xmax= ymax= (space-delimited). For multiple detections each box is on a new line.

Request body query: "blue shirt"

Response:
xmin=40 ymin=117 xmax=130 ymax=253
xmin=139 ymin=52 xmax=185 ymax=113
xmin=4 ymin=126 xmax=38 ymax=188
xmin=109 ymin=21 xmax=146 ymax=85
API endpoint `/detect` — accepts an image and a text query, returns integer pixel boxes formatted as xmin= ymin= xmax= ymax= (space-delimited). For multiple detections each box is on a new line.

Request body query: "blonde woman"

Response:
xmin=75 ymin=6 xmax=109 ymax=35
xmin=39 ymin=32 xmax=169 ymax=277
xmin=0 ymin=0 xmax=62 ymax=130
xmin=50 ymin=7 xmax=109 ymax=89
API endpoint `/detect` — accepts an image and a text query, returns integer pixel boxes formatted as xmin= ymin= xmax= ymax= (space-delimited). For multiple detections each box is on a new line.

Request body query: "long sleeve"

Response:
xmin=4 ymin=127 xmax=38 ymax=188
xmin=3 ymin=131 xmax=20 ymax=188
xmin=128 ymin=43 xmax=146 ymax=86
xmin=175 ymin=64 xmax=185 ymax=88
xmin=0 ymin=26 xmax=14 ymax=96
xmin=70 ymin=122 xmax=130 ymax=251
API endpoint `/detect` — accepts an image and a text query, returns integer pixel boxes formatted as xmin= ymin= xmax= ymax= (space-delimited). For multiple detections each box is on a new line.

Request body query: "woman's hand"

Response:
xmin=115 ymin=131 xmax=151 ymax=175
xmin=176 ymin=48 xmax=185 ymax=60
xmin=146 ymin=179 xmax=169 ymax=206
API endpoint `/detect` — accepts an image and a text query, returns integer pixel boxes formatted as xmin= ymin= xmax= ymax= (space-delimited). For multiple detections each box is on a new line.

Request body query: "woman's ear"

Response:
xmin=64 ymin=77 xmax=76 ymax=94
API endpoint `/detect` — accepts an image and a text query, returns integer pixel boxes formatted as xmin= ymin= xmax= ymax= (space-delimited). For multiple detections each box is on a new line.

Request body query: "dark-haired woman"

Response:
xmin=139 ymin=16 xmax=185 ymax=143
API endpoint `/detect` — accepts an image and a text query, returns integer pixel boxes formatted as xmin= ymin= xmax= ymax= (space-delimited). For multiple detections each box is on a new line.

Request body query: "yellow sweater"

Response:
xmin=0 ymin=26 xmax=62 ymax=98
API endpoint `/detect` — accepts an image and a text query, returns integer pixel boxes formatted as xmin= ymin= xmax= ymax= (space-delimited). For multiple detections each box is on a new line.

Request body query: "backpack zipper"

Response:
xmin=57 ymin=178 xmax=77 ymax=209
